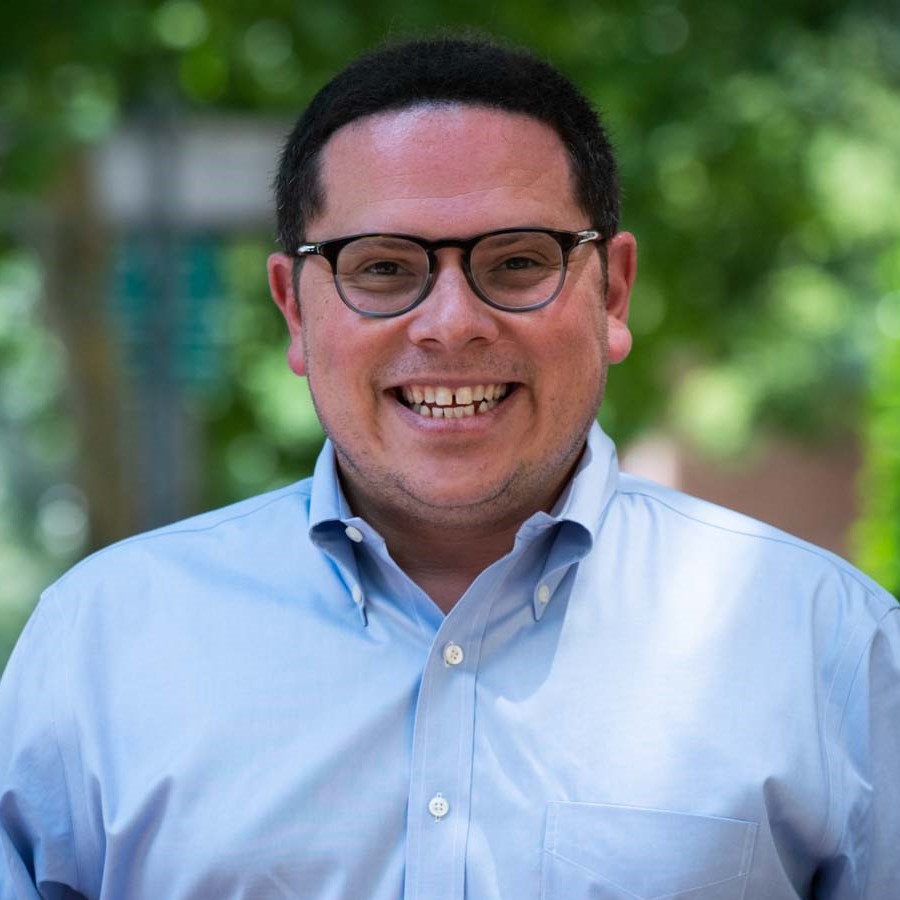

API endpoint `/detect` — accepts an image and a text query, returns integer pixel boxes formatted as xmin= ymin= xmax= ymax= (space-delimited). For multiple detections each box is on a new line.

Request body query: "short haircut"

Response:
xmin=274 ymin=35 xmax=620 ymax=253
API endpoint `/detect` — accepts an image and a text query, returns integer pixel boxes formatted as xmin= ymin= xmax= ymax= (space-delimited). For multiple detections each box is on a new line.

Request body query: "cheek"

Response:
xmin=547 ymin=316 xmax=607 ymax=407
xmin=303 ymin=314 xmax=386 ymax=415
xmin=302 ymin=302 xmax=354 ymax=368
xmin=551 ymin=304 xmax=607 ymax=365
xmin=301 ymin=321 xmax=350 ymax=414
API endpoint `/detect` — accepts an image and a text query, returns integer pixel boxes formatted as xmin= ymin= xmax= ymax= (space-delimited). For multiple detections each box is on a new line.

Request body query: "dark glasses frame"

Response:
xmin=293 ymin=227 xmax=606 ymax=318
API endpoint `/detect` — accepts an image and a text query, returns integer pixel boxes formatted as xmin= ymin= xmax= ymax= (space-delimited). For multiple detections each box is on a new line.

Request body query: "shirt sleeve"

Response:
xmin=0 ymin=593 xmax=85 ymax=899
xmin=818 ymin=603 xmax=900 ymax=898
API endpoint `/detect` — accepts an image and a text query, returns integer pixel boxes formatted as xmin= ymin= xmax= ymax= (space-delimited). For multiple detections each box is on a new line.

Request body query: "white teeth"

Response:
xmin=401 ymin=382 xmax=509 ymax=418
xmin=403 ymin=383 xmax=506 ymax=406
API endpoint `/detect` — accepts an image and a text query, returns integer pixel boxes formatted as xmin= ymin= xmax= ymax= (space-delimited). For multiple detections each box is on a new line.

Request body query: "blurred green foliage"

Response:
xmin=2 ymin=0 xmax=899 ymax=667
xmin=0 ymin=251 xmax=78 ymax=665
xmin=854 ymin=307 xmax=900 ymax=596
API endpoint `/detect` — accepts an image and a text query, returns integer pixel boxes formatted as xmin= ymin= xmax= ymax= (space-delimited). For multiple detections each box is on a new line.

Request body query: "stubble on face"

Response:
xmin=300 ymin=296 xmax=611 ymax=537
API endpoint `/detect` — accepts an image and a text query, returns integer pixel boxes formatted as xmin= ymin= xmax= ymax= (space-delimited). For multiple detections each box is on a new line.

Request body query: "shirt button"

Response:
xmin=442 ymin=642 xmax=464 ymax=666
xmin=344 ymin=525 xmax=364 ymax=543
xmin=428 ymin=794 xmax=449 ymax=819
xmin=537 ymin=583 xmax=551 ymax=604
xmin=351 ymin=584 xmax=364 ymax=605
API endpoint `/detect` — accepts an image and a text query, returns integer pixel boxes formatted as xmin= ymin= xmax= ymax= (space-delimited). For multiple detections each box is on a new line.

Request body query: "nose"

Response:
xmin=404 ymin=252 xmax=501 ymax=351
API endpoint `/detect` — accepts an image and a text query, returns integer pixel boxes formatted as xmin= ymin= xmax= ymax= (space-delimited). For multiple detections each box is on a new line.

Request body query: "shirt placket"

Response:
xmin=403 ymin=569 xmax=501 ymax=900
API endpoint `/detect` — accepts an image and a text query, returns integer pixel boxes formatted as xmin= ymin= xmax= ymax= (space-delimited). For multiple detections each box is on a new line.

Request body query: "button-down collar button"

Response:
xmin=351 ymin=584 xmax=364 ymax=605
xmin=537 ymin=583 xmax=551 ymax=604
xmin=428 ymin=794 xmax=449 ymax=819
xmin=442 ymin=642 xmax=464 ymax=666
xmin=344 ymin=525 xmax=364 ymax=543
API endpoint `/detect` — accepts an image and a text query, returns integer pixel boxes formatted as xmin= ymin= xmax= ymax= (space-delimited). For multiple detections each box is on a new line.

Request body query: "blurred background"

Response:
xmin=1 ymin=0 xmax=899 ymax=671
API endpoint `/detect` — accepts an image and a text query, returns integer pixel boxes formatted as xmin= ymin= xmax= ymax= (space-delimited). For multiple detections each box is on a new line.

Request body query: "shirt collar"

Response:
xmin=515 ymin=422 xmax=620 ymax=620
xmin=307 ymin=422 xmax=621 ymax=620
xmin=308 ymin=443 xmax=371 ymax=625
xmin=310 ymin=423 xmax=618 ymax=532
xmin=549 ymin=421 xmax=620 ymax=535
xmin=309 ymin=438 xmax=353 ymax=530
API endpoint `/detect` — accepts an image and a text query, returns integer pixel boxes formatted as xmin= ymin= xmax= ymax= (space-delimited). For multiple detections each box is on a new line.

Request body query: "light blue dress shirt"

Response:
xmin=1 ymin=424 xmax=898 ymax=899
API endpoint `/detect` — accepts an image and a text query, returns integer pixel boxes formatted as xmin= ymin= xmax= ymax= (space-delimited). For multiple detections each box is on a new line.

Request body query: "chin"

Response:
xmin=394 ymin=473 xmax=515 ymax=516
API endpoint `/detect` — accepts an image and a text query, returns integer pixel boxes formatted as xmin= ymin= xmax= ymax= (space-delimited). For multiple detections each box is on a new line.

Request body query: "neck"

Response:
xmin=339 ymin=481 xmax=548 ymax=614
xmin=335 ymin=444 xmax=587 ymax=614
xmin=373 ymin=514 xmax=524 ymax=613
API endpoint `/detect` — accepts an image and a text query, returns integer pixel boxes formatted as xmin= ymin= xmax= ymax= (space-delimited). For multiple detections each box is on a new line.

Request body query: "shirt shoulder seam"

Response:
xmin=53 ymin=483 xmax=313 ymax=589
xmin=615 ymin=483 xmax=891 ymax=602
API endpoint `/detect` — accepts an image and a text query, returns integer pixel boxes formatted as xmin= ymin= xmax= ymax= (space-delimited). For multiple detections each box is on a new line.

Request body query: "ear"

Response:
xmin=267 ymin=252 xmax=308 ymax=376
xmin=604 ymin=231 xmax=637 ymax=365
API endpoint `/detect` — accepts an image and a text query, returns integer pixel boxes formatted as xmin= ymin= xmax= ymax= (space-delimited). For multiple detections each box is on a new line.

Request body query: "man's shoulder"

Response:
xmin=51 ymin=478 xmax=316 ymax=595
xmin=614 ymin=472 xmax=896 ymax=610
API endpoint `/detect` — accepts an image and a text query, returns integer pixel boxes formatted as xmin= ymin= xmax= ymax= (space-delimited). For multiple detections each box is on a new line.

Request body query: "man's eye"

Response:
xmin=363 ymin=260 xmax=404 ymax=276
xmin=496 ymin=255 xmax=557 ymax=272
xmin=501 ymin=256 xmax=538 ymax=270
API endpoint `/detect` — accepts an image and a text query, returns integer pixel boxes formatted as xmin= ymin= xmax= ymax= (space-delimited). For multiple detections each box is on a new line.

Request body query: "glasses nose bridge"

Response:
xmin=406 ymin=239 xmax=502 ymax=348
xmin=427 ymin=235 xmax=476 ymax=266
xmin=421 ymin=236 xmax=480 ymax=303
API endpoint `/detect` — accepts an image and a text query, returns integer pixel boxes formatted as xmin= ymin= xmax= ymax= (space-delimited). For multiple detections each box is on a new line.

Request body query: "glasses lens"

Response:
xmin=470 ymin=231 xmax=564 ymax=309
xmin=336 ymin=237 xmax=429 ymax=315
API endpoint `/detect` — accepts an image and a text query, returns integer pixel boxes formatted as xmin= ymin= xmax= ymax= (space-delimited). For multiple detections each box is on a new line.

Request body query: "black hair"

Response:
xmin=274 ymin=35 xmax=620 ymax=253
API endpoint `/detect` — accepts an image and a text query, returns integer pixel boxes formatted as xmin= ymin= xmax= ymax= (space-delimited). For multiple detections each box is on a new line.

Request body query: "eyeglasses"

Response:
xmin=294 ymin=227 xmax=605 ymax=318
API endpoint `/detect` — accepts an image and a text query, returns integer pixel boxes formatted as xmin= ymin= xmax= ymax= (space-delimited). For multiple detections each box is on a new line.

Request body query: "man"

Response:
xmin=1 ymin=37 xmax=898 ymax=900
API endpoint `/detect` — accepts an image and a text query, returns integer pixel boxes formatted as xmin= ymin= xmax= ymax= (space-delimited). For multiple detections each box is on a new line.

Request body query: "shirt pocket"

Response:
xmin=541 ymin=801 xmax=758 ymax=900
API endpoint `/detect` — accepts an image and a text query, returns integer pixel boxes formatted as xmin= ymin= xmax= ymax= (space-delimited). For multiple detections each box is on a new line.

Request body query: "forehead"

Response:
xmin=311 ymin=104 xmax=584 ymax=238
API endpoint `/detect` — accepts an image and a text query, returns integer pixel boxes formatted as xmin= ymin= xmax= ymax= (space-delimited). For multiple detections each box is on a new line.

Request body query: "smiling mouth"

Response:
xmin=396 ymin=383 xmax=512 ymax=418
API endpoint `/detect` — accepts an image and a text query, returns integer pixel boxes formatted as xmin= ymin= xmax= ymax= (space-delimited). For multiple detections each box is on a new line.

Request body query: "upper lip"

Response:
xmin=388 ymin=378 xmax=515 ymax=389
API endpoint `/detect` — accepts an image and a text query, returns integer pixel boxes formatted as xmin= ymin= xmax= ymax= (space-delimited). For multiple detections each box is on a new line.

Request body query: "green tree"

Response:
xmin=855 ymin=302 xmax=900 ymax=597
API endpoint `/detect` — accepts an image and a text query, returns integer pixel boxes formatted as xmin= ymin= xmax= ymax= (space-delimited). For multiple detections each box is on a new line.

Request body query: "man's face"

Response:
xmin=269 ymin=105 xmax=635 ymax=530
